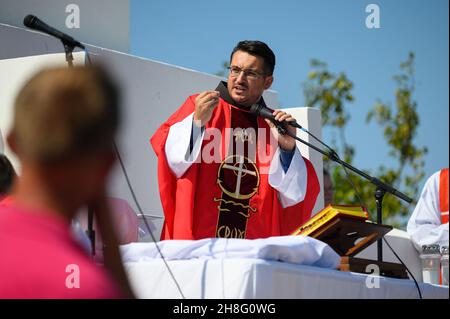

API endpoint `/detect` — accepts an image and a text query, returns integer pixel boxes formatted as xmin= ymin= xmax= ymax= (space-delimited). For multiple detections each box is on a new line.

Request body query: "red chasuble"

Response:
xmin=151 ymin=82 xmax=320 ymax=240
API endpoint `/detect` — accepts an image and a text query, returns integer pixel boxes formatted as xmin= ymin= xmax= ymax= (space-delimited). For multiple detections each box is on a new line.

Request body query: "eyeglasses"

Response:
xmin=228 ymin=66 xmax=266 ymax=80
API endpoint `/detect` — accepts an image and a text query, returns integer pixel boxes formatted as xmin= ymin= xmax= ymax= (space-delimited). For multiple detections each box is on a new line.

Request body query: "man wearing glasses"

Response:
xmin=151 ymin=40 xmax=320 ymax=240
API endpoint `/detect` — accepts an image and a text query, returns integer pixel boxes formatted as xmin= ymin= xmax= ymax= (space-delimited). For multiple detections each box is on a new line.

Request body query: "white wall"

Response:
xmin=0 ymin=24 xmax=324 ymax=240
xmin=284 ymin=107 xmax=324 ymax=215
xmin=0 ymin=0 xmax=130 ymax=53
xmin=0 ymin=52 xmax=86 ymax=172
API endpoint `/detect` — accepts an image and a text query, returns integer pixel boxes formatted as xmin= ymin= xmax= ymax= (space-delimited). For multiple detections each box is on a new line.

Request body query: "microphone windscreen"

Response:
xmin=23 ymin=14 xmax=36 ymax=28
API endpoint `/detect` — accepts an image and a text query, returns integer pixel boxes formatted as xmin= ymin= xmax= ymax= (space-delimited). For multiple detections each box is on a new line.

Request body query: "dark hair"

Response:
xmin=230 ymin=40 xmax=276 ymax=76
xmin=0 ymin=154 xmax=16 ymax=195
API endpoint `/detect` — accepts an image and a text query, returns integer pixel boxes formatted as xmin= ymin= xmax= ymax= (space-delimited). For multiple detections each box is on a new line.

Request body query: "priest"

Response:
xmin=407 ymin=168 xmax=449 ymax=250
xmin=151 ymin=40 xmax=320 ymax=240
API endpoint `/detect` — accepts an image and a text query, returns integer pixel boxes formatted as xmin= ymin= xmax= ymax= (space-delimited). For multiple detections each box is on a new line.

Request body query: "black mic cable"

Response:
xmin=84 ymin=49 xmax=185 ymax=299
xmin=112 ymin=141 xmax=186 ymax=299
xmin=291 ymin=114 xmax=422 ymax=298
xmin=305 ymin=122 xmax=422 ymax=298
xmin=256 ymin=103 xmax=423 ymax=298
xmin=383 ymin=236 xmax=422 ymax=299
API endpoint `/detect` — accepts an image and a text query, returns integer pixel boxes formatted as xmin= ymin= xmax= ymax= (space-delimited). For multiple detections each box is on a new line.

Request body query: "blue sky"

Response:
xmin=131 ymin=0 xmax=449 ymax=191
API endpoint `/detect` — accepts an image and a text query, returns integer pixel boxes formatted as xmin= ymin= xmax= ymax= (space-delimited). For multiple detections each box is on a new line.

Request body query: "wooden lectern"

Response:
xmin=292 ymin=205 xmax=408 ymax=279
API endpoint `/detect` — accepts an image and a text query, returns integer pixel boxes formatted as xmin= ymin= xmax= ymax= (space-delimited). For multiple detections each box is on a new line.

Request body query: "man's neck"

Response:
xmin=12 ymin=164 xmax=77 ymax=221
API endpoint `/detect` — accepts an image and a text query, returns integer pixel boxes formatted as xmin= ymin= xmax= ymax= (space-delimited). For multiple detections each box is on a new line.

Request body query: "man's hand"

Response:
xmin=91 ymin=193 xmax=135 ymax=298
xmin=193 ymin=91 xmax=220 ymax=127
xmin=264 ymin=110 xmax=296 ymax=151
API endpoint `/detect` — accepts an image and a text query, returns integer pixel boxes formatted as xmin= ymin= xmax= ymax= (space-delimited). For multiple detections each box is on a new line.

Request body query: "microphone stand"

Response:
xmin=61 ymin=39 xmax=95 ymax=258
xmin=63 ymin=42 xmax=75 ymax=67
xmin=275 ymin=123 xmax=412 ymax=262
xmin=86 ymin=205 xmax=96 ymax=257
xmin=23 ymin=15 xmax=95 ymax=257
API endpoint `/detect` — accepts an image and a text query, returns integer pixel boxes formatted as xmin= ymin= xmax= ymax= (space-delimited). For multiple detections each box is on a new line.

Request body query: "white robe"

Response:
xmin=164 ymin=112 xmax=308 ymax=208
xmin=407 ymin=170 xmax=449 ymax=251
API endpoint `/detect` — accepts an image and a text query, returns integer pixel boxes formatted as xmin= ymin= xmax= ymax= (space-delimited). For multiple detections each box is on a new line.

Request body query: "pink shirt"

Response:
xmin=0 ymin=202 xmax=124 ymax=299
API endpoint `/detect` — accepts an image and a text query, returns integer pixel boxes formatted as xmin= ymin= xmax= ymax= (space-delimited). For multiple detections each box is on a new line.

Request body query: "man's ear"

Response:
xmin=264 ymin=76 xmax=274 ymax=90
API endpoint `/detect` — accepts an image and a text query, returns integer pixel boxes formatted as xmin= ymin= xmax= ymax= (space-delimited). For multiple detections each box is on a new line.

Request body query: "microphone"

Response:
xmin=23 ymin=14 xmax=85 ymax=49
xmin=250 ymin=103 xmax=302 ymax=130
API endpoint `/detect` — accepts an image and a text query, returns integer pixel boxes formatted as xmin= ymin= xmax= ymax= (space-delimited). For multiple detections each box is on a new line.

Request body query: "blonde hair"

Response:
xmin=11 ymin=65 xmax=119 ymax=162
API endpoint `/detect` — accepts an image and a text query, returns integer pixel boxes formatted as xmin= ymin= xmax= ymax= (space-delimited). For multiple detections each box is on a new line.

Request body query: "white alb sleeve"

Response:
xmin=164 ymin=112 xmax=204 ymax=178
xmin=407 ymin=171 xmax=449 ymax=250
xmin=268 ymin=147 xmax=308 ymax=208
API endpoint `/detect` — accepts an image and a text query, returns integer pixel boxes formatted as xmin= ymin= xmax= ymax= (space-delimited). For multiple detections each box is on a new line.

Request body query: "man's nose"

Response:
xmin=236 ymin=71 xmax=246 ymax=83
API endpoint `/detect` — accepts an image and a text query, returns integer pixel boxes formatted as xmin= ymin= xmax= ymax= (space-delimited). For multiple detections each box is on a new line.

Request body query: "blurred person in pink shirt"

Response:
xmin=0 ymin=66 xmax=134 ymax=298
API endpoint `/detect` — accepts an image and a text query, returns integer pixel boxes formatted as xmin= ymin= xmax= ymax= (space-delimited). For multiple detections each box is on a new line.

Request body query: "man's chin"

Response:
xmin=231 ymin=94 xmax=249 ymax=106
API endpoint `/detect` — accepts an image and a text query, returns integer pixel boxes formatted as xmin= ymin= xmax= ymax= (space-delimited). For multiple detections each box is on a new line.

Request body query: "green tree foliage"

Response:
xmin=303 ymin=53 xmax=426 ymax=228
xmin=215 ymin=61 xmax=230 ymax=77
